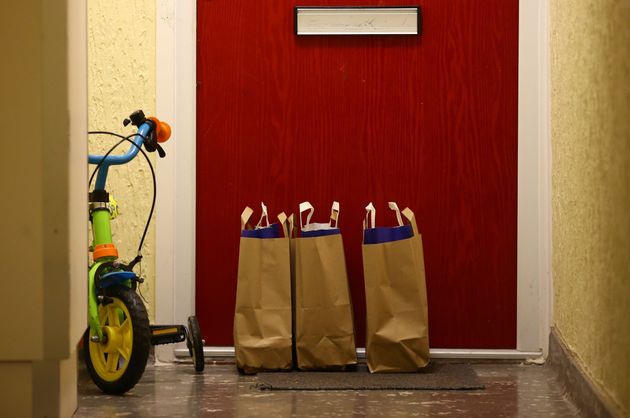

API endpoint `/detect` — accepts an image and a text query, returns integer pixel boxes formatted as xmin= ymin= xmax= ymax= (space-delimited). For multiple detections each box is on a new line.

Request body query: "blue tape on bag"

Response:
xmin=241 ymin=223 xmax=281 ymax=239
xmin=301 ymin=228 xmax=341 ymax=238
xmin=363 ymin=225 xmax=413 ymax=244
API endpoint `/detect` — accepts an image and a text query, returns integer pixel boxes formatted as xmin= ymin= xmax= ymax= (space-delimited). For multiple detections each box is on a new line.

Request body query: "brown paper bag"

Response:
xmin=362 ymin=202 xmax=430 ymax=373
xmin=234 ymin=203 xmax=293 ymax=373
xmin=293 ymin=201 xmax=357 ymax=370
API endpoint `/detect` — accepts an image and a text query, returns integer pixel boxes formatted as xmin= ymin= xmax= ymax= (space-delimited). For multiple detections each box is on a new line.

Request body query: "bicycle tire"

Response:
xmin=83 ymin=285 xmax=150 ymax=394
xmin=187 ymin=316 xmax=205 ymax=372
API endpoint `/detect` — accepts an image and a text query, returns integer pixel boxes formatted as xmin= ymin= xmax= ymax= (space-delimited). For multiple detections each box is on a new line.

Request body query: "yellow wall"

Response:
xmin=88 ymin=0 xmax=157 ymax=320
xmin=551 ymin=1 xmax=630 ymax=415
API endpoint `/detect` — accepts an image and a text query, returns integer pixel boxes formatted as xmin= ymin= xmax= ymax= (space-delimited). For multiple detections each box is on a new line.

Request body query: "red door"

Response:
xmin=196 ymin=0 xmax=518 ymax=348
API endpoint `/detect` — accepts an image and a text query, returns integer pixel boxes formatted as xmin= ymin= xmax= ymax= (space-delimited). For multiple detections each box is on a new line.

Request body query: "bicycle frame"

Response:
xmin=87 ymin=122 xmax=151 ymax=339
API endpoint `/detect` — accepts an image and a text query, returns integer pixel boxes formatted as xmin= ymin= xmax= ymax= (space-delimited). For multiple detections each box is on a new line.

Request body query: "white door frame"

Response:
xmin=155 ymin=0 xmax=551 ymax=361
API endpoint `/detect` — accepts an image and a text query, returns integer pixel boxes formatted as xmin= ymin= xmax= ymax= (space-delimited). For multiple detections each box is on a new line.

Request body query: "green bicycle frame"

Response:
xmin=88 ymin=209 xmax=117 ymax=339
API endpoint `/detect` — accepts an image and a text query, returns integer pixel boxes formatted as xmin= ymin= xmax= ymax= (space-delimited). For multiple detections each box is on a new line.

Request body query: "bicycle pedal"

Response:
xmin=150 ymin=325 xmax=187 ymax=346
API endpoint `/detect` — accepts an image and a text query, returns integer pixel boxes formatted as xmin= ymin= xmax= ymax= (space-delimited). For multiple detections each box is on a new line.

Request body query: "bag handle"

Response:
xmin=255 ymin=202 xmax=270 ymax=228
xmin=363 ymin=202 xmax=419 ymax=235
xmin=402 ymin=207 xmax=420 ymax=236
xmin=388 ymin=202 xmax=405 ymax=226
xmin=300 ymin=201 xmax=340 ymax=228
xmin=277 ymin=212 xmax=289 ymax=237
xmin=299 ymin=201 xmax=314 ymax=229
xmin=288 ymin=214 xmax=295 ymax=238
xmin=364 ymin=202 xmax=376 ymax=230
xmin=330 ymin=201 xmax=340 ymax=228
xmin=240 ymin=206 xmax=254 ymax=231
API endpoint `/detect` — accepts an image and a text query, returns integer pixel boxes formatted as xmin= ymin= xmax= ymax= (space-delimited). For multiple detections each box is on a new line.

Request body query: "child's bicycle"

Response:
xmin=85 ymin=110 xmax=204 ymax=394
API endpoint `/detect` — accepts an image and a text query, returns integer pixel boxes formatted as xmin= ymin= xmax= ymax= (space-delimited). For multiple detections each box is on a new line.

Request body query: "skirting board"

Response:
xmin=548 ymin=329 xmax=624 ymax=418
xmin=174 ymin=347 xmax=542 ymax=360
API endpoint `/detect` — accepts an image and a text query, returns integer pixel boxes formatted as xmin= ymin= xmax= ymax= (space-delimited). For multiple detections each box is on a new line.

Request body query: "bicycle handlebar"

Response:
xmin=88 ymin=112 xmax=171 ymax=190
xmin=88 ymin=122 xmax=151 ymax=166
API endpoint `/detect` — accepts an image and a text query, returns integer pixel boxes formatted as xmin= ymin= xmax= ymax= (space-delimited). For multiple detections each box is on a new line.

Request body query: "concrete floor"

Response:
xmin=75 ymin=361 xmax=582 ymax=417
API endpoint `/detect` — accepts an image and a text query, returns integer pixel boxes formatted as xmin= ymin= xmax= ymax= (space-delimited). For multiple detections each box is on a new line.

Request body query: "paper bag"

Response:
xmin=362 ymin=202 xmax=430 ymax=372
xmin=293 ymin=201 xmax=357 ymax=370
xmin=234 ymin=203 xmax=293 ymax=373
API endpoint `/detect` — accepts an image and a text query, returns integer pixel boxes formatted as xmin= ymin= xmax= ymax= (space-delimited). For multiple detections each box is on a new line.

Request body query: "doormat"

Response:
xmin=252 ymin=363 xmax=484 ymax=391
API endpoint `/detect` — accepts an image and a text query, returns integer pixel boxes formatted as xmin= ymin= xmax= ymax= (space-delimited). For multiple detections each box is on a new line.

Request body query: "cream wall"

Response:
xmin=551 ymin=1 xmax=630 ymax=415
xmin=0 ymin=1 xmax=86 ymax=417
xmin=88 ymin=0 xmax=157 ymax=320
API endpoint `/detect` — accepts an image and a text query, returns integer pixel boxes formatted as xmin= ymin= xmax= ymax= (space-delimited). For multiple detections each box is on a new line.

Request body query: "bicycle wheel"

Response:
xmin=187 ymin=316 xmax=205 ymax=372
xmin=83 ymin=285 xmax=150 ymax=394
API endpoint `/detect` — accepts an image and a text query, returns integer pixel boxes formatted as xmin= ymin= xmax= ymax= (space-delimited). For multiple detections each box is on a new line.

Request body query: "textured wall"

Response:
xmin=88 ymin=0 xmax=157 ymax=319
xmin=551 ymin=1 xmax=630 ymax=414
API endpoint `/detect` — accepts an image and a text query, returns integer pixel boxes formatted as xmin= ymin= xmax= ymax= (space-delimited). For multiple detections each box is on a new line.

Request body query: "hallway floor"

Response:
xmin=75 ymin=360 xmax=582 ymax=417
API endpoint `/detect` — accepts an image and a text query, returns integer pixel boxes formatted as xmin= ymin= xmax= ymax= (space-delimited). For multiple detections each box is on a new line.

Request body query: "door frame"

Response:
xmin=155 ymin=0 xmax=551 ymax=361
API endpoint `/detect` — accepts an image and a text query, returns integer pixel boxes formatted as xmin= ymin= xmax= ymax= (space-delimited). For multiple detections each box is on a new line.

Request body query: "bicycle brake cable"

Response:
xmin=88 ymin=131 xmax=156 ymax=258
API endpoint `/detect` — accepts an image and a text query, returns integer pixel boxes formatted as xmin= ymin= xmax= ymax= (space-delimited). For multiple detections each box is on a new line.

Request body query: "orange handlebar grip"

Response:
xmin=157 ymin=121 xmax=171 ymax=143
xmin=148 ymin=117 xmax=172 ymax=143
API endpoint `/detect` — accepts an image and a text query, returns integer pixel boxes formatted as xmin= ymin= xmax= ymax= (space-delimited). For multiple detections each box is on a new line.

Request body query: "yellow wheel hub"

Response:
xmin=89 ymin=297 xmax=133 ymax=382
